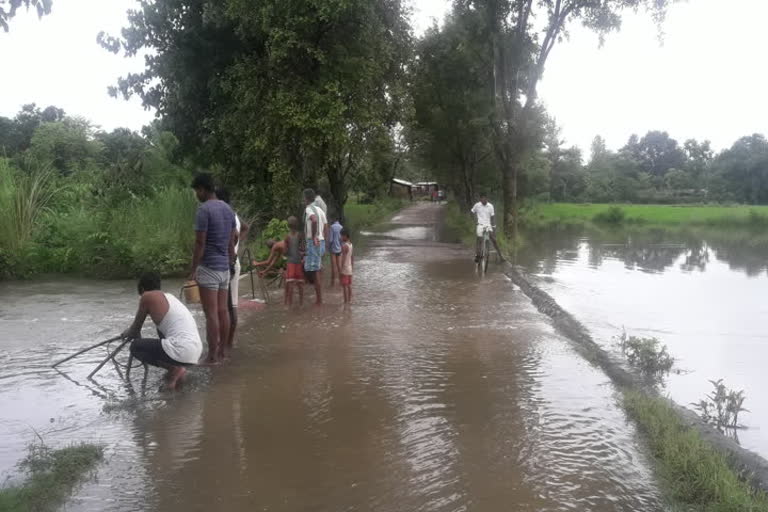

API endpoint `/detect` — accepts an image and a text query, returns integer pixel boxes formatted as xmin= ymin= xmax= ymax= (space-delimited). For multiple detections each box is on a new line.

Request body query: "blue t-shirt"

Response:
xmin=194 ymin=199 xmax=236 ymax=271
xmin=329 ymin=221 xmax=343 ymax=254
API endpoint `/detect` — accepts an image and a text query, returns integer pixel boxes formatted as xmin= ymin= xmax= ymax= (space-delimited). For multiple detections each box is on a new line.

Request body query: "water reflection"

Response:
xmin=520 ymin=224 xmax=768 ymax=459
xmin=521 ymin=225 xmax=768 ymax=276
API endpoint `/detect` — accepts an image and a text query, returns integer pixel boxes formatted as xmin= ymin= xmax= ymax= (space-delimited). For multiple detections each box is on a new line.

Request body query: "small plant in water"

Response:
xmin=692 ymin=379 xmax=748 ymax=434
xmin=593 ymin=206 xmax=626 ymax=225
xmin=616 ymin=330 xmax=674 ymax=382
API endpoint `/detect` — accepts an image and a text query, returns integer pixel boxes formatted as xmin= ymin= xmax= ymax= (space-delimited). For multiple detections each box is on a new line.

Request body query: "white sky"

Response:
xmin=2 ymin=0 xmax=766 ymax=157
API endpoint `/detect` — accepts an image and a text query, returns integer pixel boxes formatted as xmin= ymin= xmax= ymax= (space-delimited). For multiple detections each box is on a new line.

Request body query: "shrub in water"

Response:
xmin=593 ymin=206 xmax=626 ymax=224
xmin=747 ymin=209 xmax=768 ymax=227
xmin=692 ymin=379 xmax=748 ymax=433
xmin=616 ymin=330 xmax=674 ymax=382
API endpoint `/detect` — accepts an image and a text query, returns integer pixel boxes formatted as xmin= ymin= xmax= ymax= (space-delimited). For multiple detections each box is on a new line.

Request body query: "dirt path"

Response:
xmin=61 ymin=203 xmax=667 ymax=511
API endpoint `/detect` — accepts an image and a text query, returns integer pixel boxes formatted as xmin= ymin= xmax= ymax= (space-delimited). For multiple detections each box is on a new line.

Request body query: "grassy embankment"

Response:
xmin=526 ymin=203 xmax=768 ymax=252
xmin=443 ymin=199 xmax=768 ymax=511
xmin=625 ymin=392 xmax=768 ymax=511
xmin=0 ymin=443 xmax=103 ymax=512
xmin=527 ymin=203 xmax=768 ymax=228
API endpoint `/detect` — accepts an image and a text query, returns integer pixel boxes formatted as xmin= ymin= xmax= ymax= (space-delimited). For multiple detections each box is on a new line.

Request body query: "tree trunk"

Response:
xmin=460 ymin=161 xmax=474 ymax=210
xmin=326 ymin=165 xmax=347 ymax=223
xmin=502 ymin=154 xmax=518 ymax=239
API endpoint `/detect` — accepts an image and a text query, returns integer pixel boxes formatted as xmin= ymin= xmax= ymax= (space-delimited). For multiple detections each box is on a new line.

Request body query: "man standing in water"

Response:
xmin=216 ymin=187 xmax=249 ymax=354
xmin=303 ymin=188 xmax=327 ymax=305
xmin=190 ymin=173 xmax=237 ymax=363
xmin=124 ymin=272 xmax=202 ymax=390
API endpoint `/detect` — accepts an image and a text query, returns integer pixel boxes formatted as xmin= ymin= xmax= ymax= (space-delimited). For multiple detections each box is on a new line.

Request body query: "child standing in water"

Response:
xmin=284 ymin=216 xmax=304 ymax=306
xmin=328 ymin=217 xmax=344 ymax=287
xmin=340 ymin=228 xmax=354 ymax=303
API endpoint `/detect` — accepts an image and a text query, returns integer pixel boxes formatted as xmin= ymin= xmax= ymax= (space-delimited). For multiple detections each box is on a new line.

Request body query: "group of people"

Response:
xmin=252 ymin=188 xmax=354 ymax=305
xmin=122 ymin=175 xmax=354 ymax=390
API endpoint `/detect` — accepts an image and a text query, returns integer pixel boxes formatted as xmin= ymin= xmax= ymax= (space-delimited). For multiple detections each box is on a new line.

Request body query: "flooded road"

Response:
xmin=0 ymin=204 xmax=667 ymax=511
xmin=519 ymin=227 xmax=768 ymax=459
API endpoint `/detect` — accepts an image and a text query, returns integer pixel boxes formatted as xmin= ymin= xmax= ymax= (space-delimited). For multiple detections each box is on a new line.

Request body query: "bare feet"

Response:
xmin=166 ymin=366 xmax=187 ymax=391
xmin=203 ymin=356 xmax=221 ymax=366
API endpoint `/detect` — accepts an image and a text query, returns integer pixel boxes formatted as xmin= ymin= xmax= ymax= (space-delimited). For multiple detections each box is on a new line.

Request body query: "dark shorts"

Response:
xmin=130 ymin=338 xmax=190 ymax=369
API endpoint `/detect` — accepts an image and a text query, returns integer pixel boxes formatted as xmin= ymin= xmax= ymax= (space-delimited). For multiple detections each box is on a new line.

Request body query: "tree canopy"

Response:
xmin=458 ymin=0 xmax=674 ymax=234
xmin=0 ymin=0 xmax=51 ymax=31
xmin=408 ymin=6 xmax=495 ymax=208
xmin=100 ymin=0 xmax=411 ymax=221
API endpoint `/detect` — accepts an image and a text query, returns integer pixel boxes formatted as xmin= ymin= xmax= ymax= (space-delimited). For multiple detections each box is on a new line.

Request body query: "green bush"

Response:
xmin=747 ymin=209 xmax=768 ymax=227
xmin=29 ymin=186 xmax=196 ymax=278
xmin=617 ymin=331 xmax=675 ymax=381
xmin=110 ymin=187 xmax=197 ymax=276
xmin=593 ymin=206 xmax=626 ymax=225
xmin=248 ymin=218 xmax=289 ymax=265
xmin=344 ymin=197 xmax=406 ymax=230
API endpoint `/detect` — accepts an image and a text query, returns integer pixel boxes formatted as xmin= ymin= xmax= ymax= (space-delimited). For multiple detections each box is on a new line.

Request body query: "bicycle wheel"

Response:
xmin=483 ymin=237 xmax=490 ymax=273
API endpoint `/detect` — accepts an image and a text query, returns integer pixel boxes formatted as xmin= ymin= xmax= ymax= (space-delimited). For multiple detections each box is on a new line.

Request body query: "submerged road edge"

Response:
xmin=504 ymin=263 xmax=768 ymax=495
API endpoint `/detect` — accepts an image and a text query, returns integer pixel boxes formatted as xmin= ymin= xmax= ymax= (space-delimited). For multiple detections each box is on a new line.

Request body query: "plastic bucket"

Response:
xmin=183 ymin=280 xmax=201 ymax=304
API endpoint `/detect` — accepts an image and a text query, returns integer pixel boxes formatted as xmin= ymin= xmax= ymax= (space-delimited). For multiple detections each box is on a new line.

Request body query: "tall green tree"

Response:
xmin=711 ymin=134 xmax=768 ymax=204
xmin=409 ymin=8 xmax=496 ymax=209
xmin=101 ymin=0 xmax=411 ymax=221
xmin=683 ymin=138 xmax=713 ymax=180
xmin=623 ymin=130 xmax=686 ymax=178
xmin=0 ymin=104 xmax=65 ymax=156
xmin=464 ymin=0 xmax=673 ymax=236
xmin=543 ymin=122 xmax=584 ymax=201
xmin=28 ymin=117 xmax=101 ymax=175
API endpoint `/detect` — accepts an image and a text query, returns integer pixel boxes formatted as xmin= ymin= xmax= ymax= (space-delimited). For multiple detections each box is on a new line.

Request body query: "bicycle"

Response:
xmin=476 ymin=225 xmax=494 ymax=274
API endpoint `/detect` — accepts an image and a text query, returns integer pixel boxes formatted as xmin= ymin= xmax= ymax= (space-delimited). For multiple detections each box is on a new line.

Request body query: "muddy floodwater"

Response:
xmin=520 ymin=226 xmax=768 ymax=459
xmin=0 ymin=204 xmax=670 ymax=511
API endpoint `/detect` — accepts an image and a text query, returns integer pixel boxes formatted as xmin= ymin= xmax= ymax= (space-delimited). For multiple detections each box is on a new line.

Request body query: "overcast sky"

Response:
xmin=2 ymin=0 xmax=766 ymax=157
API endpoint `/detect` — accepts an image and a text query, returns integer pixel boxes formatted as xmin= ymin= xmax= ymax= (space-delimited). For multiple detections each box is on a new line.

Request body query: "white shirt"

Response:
xmin=314 ymin=195 xmax=328 ymax=214
xmin=159 ymin=293 xmax=203 ymax=364
xmin=471 ymin=202 xmax=495 ymax=226
xmin=305 ymin=204 xmax=327 ymax=241
xmin=234 ymin=214 xmax=241 ymax=254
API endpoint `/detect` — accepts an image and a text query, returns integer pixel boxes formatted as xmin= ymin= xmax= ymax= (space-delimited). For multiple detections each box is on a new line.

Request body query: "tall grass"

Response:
xmin=0 ymin=159 xmax=57 ymax=255
xmin=109 ymin=187 xmax=198 ymax=276
xmin=31 ymin=186 xmax=197 ymax=278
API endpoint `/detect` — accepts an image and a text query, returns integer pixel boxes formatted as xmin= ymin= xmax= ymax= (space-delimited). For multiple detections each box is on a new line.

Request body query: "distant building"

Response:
xmin=390 ymin=178 xmax=413 ymax=200
xmin=414 ymin=181 xmax=439 ymax=199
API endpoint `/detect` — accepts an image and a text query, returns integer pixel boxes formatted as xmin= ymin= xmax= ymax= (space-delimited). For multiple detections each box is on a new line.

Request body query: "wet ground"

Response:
xmin=0 ymin=203 xmax=667 ymax=511
xmin=519 ymin=227 xmax=768 ymax=458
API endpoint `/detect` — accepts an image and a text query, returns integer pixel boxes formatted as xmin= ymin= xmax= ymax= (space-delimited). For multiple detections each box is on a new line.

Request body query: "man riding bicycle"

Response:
xmin=471 ymin=192 xmax=497 ymax=263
